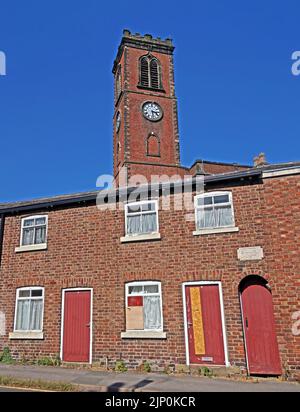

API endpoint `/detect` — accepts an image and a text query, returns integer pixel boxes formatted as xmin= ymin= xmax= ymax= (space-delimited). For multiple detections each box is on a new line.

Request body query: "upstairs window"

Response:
xmin=14 ymin=287 xmax=44 ymax=332
xmin=21 ymin=216 xmax=48 ymax=246
xmin=125 ymin=200 xmax=159 ymax=236
xmin=139 ymin=55 xmax=162 ymax=90
xmin=195 ymin=192 xmax=235 ymax=230
xmin=125 ymin=282 xmax=163 ymax=331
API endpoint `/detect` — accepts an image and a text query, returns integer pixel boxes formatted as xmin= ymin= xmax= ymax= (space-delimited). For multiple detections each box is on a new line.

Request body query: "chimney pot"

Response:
xmin=254 ymin=152 xmax=267 ymax=167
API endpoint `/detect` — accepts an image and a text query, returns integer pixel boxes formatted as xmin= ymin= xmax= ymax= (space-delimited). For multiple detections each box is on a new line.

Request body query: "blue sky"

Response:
xmin=0 ymin=0 xmax=299 ymax=202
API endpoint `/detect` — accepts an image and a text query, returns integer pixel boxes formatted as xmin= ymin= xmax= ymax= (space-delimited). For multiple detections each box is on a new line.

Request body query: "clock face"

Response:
xmin=142 ymin=102 xmax=163 ymax=121
xmin=116 ymin=112 xmax=121 ymax=133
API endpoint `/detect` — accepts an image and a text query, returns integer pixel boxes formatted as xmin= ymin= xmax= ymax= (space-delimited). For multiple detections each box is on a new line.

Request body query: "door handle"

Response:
xmin=86 ymin=323 xmax=91 ymax=328
xmin=245 ymin=318 xmax=248 ymax=328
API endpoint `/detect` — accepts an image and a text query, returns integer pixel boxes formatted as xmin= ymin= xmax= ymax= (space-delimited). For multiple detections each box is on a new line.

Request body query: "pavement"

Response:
xmin=0 ymin=364 xmax=299 ymax=392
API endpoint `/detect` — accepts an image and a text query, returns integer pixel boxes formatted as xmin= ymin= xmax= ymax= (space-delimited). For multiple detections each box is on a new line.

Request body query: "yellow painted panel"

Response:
xmin=190 ymin=287 xmax=206 ymax=355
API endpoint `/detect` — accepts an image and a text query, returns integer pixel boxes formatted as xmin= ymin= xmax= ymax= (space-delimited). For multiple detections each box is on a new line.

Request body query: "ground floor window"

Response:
xmin=125 ymin=281 xmax=163 ymax=331
xmin=14 ymin=287 xmax=44 ymax=332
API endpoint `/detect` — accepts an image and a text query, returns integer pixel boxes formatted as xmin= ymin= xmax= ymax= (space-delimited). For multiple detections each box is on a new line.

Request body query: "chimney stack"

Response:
xmin=254 ymin=152 xmax=268 ymax=167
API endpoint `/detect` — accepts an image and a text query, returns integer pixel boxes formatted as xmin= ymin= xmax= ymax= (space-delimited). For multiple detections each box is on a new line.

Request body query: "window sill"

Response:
xmin=15 ymin=243 xmax=47 ymax=253
xmin=121 ymin=331 xmax=167 ymax=339
xmin=137 ymin=85 xmax=166 ymax=93
xmin=9 ymin=331 xmax=44 ymax=340
xmin=193 ymin=227 xmax=239 ymax=236
xmin=120 ymin=233 xmax=161 ymax=243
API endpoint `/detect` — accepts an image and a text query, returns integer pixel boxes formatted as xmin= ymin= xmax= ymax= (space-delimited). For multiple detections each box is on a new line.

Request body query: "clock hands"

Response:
xmin=142 ymin=102 xmax=162 ymax=121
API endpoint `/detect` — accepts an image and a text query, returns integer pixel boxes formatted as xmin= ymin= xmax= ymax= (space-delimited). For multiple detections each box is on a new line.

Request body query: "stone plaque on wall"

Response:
xmin=237 ymin=246 xmax=264 ymax=261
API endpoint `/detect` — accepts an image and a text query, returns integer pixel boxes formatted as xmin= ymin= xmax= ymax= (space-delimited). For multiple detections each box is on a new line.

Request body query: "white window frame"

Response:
xmin=124 ymin=200 xmax=159 ymax=237
xmin=13 ymin=286 xmax=45 ymax=333
xmin=125 ymin=281 xmax=163 ymax=332
xmin=19 ymin=215 xmax=48 ymax=247
xmin=194 ymin=191 xmax=236 ymax=231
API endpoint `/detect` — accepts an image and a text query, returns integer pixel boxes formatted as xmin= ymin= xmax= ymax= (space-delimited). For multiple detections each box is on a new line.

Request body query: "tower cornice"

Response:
xmin=113 ymin=29 xmax=175 ymax=74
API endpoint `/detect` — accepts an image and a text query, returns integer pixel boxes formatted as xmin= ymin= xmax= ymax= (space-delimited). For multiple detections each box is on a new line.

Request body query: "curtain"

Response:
xmin=29 ymin=300 xmax=43 ymax=330
xmin=16 ymin=300 xmax=30 ymax=330
xmin=35 ymin=226 xmax=46 ymax=244
xmin=215 ymin=206 xmax=233 ymax=227
xmin=127 ymin=213 xmax=157 ymax=234
xmin=144 ymin=296 xmax=161 ymax=329
xmin=22 ymin=228 xmax=34 ymax=245
xmin=127 ymin=215 xmax=140 ymax=234
xmin=141 ymin=213 xmax=156 ymax=233
xmin=16 ymin=299 xmax=42 ymax=330
xmin=197 ymin=207 xmax=215 ymax=229
xmin=198 ymin=206 xmax=233 ymax=228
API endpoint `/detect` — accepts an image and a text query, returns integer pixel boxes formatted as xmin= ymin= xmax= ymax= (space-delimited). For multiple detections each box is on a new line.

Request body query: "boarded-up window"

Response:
xmin=125 ymin=282 xmax=162 ymax=331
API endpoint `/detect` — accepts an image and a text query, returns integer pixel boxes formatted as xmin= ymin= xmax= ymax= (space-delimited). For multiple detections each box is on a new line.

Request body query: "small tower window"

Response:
xmin=139 ymin=55 xmax=162 ymax=90
xmin=147 ymin=134 xmax=160 ymax=157
xmin=115 ymin=66 xmax=122 ymax=102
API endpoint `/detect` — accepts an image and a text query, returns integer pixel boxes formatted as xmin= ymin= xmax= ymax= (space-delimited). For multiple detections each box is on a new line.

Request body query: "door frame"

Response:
xmin=182 ymin=281 xmax=230 ymax=367
xmin=60 ymin=288 xmax=93 ymax=364
xmin=239 ymin=291 xmax=250 ymax=374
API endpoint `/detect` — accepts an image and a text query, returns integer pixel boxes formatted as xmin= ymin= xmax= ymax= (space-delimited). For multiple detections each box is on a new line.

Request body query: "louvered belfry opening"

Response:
xmin=141 ymin=57 xmax=150 ymax=87
xmin=150 ymin=59 xmax=159 ymax=89
xmin=140 ymin=55 xmax=161 ymax=89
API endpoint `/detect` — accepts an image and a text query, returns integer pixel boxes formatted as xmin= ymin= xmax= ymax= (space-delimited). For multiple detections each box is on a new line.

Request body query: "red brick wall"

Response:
xmin=262 ymin=175 xmax=300 ymax=379
xmin=0 ymin=175 xmax=299 ymax=378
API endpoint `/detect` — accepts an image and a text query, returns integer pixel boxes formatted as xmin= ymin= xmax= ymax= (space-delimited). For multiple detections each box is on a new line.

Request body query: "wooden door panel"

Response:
xmin=241 ymin=283 xmax=281 ymax=375
xmin=186 ymin=285 xmax=225 ymax=366
xmin=63 ymin=291 xmax=91 ymax=363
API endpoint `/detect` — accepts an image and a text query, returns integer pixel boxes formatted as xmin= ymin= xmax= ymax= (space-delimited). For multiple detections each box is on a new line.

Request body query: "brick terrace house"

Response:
xmin=0 ymin=30 xmax=299 ymax=379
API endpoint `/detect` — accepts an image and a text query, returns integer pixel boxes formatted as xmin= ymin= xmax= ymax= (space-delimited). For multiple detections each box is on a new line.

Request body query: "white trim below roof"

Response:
xmin=262 ymin=167 xmax=300 ymax=179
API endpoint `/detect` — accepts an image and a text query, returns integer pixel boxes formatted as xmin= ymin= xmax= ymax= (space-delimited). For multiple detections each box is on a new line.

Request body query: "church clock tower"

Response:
xmin=112 ymin=30 xmax=183 ymax=185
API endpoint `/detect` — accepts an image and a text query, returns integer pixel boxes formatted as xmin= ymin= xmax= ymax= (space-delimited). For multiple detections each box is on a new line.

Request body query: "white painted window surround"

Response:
xmin=121 ymin=330 xmax=167 ymax=339
xmin=194 ymin=191 xmax=238 ymax=235
xmin=122 ymin=281 xmax=166 ymax=339
xmin=121 ymin=200 xmax=160 ymax=242
xmin=15 ymin=215 xmax=48 ymax=252
xmin=9 ymin=287 xmax=45 ymax=340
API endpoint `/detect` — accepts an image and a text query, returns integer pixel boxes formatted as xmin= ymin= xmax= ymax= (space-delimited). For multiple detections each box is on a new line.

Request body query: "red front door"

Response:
xmin=241 ymin=282 xmax=282 ymax=375
xmin=62 ymin=290 xmax=91 ymax=363
xmin=186 ymin=284 xmax=226 ymax=365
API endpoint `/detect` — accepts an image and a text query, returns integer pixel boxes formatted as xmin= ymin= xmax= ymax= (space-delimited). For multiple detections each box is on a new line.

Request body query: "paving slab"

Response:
xmin=0 ymin=364 xmax=299 ymax=392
